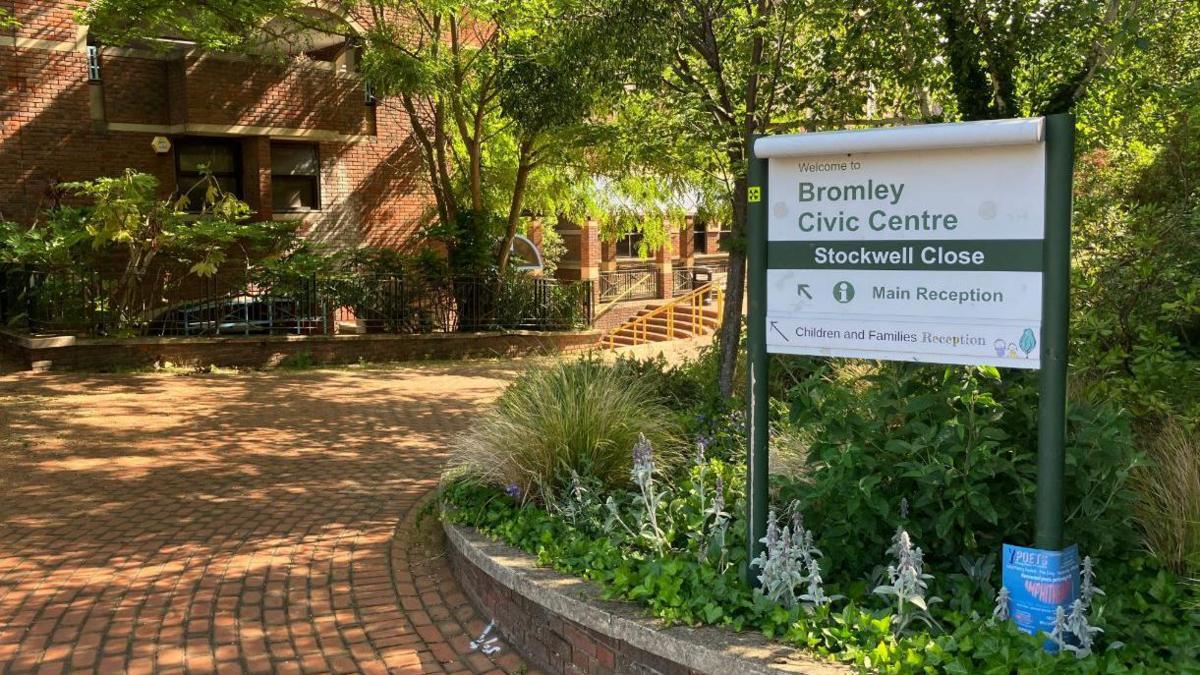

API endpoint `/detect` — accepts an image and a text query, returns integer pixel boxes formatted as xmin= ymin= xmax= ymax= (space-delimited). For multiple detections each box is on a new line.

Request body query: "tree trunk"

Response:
xmin=497 ymin=139 xmax=535 ymax=274
xmin=468 ymin=139 xmax=484 ymax=214
xmin=717 ymin=174 xmax=748 ymax=398
xmin=935 ymin=0 xmax=994 ymax=120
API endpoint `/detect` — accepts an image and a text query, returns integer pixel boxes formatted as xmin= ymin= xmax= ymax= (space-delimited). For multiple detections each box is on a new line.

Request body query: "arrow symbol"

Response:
xmin=769 ymin=321 xmax=789 ymax=342
xmin=797 ymin=284 xmax=812 ymax=299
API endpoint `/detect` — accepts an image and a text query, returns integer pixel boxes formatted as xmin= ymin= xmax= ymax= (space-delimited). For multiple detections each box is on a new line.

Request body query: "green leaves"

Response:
xmin=779 ymin=362 xmax=1140 ymax=582
xmin=445 ymin=469 xmax=1200 ymax=672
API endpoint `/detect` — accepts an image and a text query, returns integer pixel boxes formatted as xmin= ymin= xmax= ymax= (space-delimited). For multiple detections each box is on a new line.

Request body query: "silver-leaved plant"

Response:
xmin=751 ymin=504 xmax=831 ymax=609
xmin=873 ymin=528 xmax=941 ymax=635
xmin=630 ymin=433 xmax=669 ymax=555
xmin=1051 ymin=556 xmax=1106 ymax=659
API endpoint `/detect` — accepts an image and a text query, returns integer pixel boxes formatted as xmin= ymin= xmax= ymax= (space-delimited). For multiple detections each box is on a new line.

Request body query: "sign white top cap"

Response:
xmin=754 ymin=117 xmax=1045 ymax=158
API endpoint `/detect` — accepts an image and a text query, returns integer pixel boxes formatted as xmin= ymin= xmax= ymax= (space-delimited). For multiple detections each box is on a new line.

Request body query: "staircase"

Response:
xmin=603 ymin=282 xmax=724 ymax=348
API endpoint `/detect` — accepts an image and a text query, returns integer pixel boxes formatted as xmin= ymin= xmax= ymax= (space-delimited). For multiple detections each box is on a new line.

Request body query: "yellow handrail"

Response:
xmin=593 ymin=271 xmax=656 ymax=321
xmin=604 ymin=281 xmax=725 ymax=348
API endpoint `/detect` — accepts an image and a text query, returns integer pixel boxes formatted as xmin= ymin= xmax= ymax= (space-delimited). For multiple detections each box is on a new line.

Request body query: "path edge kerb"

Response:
xmin=443 ymin=520 xmax=851 ymax=675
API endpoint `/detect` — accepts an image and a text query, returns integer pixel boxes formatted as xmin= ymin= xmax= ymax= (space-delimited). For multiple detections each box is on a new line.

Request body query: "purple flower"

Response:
xmin=632 ymin=433 xmax=654 ymax=474
xmin=504 ymin=483 xmax=522 ymax=499
xmin=694 ymin=438 xmax=708 ymax=465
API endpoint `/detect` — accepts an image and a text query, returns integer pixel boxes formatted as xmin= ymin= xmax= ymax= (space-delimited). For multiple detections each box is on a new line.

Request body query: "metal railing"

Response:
xmin=0 ymin=265 xmax=593 ymax=337
xmin=599 ymin=268 xmax=656 ymax=303
xmin=604 ymin=281 xmax=724 ymax=348
xmin=673 ymin=268 xmax=695 ymax=296
xmin=694 ymin=256 xmax=731 ymax=277
xmin=331 ymin=274 xmax=593 ymax=333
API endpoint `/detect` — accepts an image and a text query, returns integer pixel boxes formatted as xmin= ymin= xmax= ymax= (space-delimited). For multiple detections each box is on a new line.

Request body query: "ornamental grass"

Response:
xmin=1132 ymin=419 xmax=1200 ymax=576
xmin=446 ymin=357 xmax=684 ymax=503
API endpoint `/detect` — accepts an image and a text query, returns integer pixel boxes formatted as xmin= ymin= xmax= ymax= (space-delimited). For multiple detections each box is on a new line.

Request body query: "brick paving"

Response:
xmin=0 ymin=363 xmax=543 ymax=674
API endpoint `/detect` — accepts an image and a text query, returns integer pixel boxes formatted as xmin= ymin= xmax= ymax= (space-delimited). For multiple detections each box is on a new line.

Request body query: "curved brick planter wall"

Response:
xmin=444 ymin=522 xmax=849 ymax=675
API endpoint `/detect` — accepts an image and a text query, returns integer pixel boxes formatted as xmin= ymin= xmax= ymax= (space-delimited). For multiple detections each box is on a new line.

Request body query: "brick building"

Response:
xmin=1 ymin=1 xmax=430 ymax=250
xmin=2 ymin=1 xmax=730 ymax=310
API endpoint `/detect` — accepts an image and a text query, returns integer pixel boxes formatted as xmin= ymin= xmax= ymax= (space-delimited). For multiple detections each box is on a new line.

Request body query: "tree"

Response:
xmin=0 ymin=171 xmax=290 ymax=328
xmin=850 ymin=0 xmax=1146 ymax=121
xmin=610 ymin=0 xmax=870 ymax=396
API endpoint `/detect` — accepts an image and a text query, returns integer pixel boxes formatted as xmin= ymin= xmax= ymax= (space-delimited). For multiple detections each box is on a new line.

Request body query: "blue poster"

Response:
xmin=1001 ymin=543 xmax=1080 ymax=648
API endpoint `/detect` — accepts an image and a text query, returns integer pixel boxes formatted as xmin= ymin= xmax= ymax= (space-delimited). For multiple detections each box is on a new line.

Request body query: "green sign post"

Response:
xmin=1035 ymin=114 xmax=1075 ymax=551
xmin=744 ymin=114 xmax=1075 ymax=579
xmin=746 ymin=136 xmax=770 ymax=571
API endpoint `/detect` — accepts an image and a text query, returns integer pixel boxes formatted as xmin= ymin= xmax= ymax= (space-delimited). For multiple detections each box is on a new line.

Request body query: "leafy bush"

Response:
xmin=1132 ymin=419 xmax=1200 ymax=575
xmin=610 ymin=352 xmax=709 ymax=410
xmin=778 ymin=362 xmax=1141 ymax=581
xmin=1071 ymin=140 xmax=1200 ymax=425
xmin=0 ymin=171 xmax=295 ymax=331
xmin=443 ymin=472 xmax=1200 ymax=673
xmin=445 ymin=358 xmax=684 ymax=502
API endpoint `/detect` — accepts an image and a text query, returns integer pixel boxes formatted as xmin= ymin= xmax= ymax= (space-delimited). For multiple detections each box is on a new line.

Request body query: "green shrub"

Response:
xmin=1071 ymin=139 xmax=1200 ymax=426
xmin=442 ymin=472 xmax=1200 ymax=673
xmin=778 ymin=362 xmax=1141 ymax=581
xmin=446 ymin=358 xmax=684 ymax=502
xmin=1133 ymin=419 xmax=1200 ymax=575
xmin=610 ymin=352 xmax=709 ymax=410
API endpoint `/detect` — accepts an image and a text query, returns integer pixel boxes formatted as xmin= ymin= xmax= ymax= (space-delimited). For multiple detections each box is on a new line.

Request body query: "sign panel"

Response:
xmin=761 ymin=129 xmax=1047 ymax=368
xmin=1002 ymin=543 xmax=1080 ymax=648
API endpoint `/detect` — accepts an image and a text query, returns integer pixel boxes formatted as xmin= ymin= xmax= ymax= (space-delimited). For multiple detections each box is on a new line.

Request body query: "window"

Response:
xmin=175 ymin=139 xmax=242 ymax=211
xmin=271 ymin=143 xmax=321 ymax=211
xmin=615 ymin=232 xmax=645 ymax=258
xmin=86 ymin=45 xmax=102 ymax=82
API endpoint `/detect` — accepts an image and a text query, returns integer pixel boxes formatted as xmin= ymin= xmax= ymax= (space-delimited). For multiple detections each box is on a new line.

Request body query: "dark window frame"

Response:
xmin=270 ymin=142 xmax=322 ymax=213
xmin=615 ymin=231 xmax=645 ymax=259
xmin=174 ymin=137 xmax=243 ymax=212
xmin=86 ymin=45 xmax=102 ymax=82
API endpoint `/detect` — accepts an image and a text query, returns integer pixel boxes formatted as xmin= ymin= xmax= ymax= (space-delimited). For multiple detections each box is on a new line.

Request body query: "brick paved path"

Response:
xmin=0 ymin=363 xmax=538 ymax=675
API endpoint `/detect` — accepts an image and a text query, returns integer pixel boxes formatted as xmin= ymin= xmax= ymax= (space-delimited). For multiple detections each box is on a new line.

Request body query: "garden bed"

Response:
xmin=0 ymin=327 xmax=600 ymax=372
xmin=444 ymin=520 xmax=847 ymax=675
xmin=438 ymin=357 xmax=1200 ymax=674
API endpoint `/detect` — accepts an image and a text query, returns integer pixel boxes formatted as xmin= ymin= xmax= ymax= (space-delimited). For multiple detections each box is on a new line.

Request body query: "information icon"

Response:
xmin=833 ymin=281 xmax=855 ymax=304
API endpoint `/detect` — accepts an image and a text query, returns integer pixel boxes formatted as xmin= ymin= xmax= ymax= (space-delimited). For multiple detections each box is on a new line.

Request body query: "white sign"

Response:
xmin=755 ymin=118 xmax=1047 ymax=369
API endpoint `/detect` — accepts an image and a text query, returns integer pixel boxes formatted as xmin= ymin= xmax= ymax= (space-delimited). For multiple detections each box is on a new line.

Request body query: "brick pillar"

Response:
xmin=242 ymin=136 xmax=272 ymax=221
xmin=526 ymin=218 xmax=544 ymax=250
xmin=600 ymin=240 xmax=617 ymax=272
xmin=553 ymin=217 xmax=599 ymax=282
xmin=706 ymin=228 xmax=721 ymax=254
xmin=678 ymin=217 xmax=695 ymax=293
xmin=655 ymin=219 xmax=673 ymax=299
xmin=680 ymin=216 xmax=696 ymax=265
xmin=579 ymin=219 xmax=602 ymax=311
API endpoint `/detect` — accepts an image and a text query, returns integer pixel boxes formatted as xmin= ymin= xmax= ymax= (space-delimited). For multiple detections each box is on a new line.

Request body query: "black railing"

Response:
xmin=332 ymin=274 xmax=593 ymax=333
xmin=695 ymin=256 xmax=730 ymax=277
xmin=599 ymin=268 xmax=656 ymax=303
xmin=672 ymin=268 xmax=695 ymax=296
xmin=0 ymin=265 xmax=593 ymax=337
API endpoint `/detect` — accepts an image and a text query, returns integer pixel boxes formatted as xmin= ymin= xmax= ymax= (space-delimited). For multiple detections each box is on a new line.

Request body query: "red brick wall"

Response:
xmin=447 ymin=527 xmax=701 ymax=675
xmin=2 ymin=331 xmax=602 ymax=372
xmin=1 ymin=0 xmax=432 ymax=251
xmin=178 ymin=54 xmax=370 ymax=136
xmin=103 ymin=56 xmax=170 ymax=125
xmin=10 ymin=0 xmax=86 ymax=43
xmin=0 ymin=47 xmax=174 ymax=221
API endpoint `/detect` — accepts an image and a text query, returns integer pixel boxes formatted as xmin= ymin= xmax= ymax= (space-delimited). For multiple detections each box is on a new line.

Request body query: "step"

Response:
xmin=642 ymin=319 xmax=707 ymax=333
xmin=612 ymin=327 xmax=691 ymax=341
xmin=605 ymin=334 xmax=643 ymax=347
xmin=609 ymin=318 xmax=717 ymax=338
